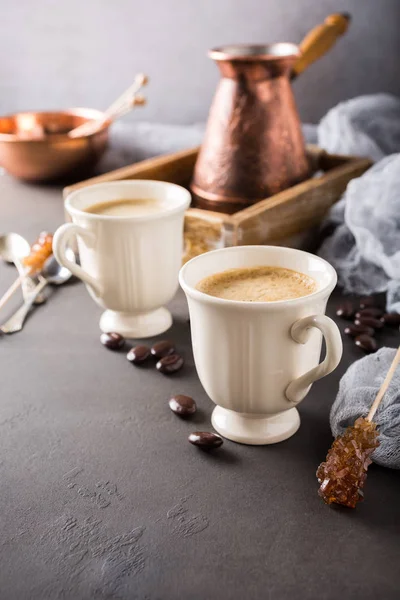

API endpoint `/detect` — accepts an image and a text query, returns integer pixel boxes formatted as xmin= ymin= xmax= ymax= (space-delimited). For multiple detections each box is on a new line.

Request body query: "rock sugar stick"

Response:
xmin=0 ymin=232 xmax=53 ymax=311
xmin=22 ymin=231 xmax=53 ymax=274
xmin=317 ymin=346 xmax=400 ymax=508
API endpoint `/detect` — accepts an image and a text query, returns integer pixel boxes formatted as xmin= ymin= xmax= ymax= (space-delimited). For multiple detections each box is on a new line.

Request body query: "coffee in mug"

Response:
xmin=196 ymin=266 xmax=317 ymax=302
xmin=84 ymin=198 xmax=165 ymax=217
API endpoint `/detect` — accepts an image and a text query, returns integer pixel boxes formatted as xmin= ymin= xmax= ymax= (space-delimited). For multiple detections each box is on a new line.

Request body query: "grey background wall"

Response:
xmin=1 ymin=0 xmax=399 ymax=125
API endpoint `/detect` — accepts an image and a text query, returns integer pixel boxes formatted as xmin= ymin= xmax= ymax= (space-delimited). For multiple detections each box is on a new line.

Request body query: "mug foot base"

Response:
xmin=211 ymin=406 xmax=300 ymax=445
xmin=100 ymin=307 xmax=172 ymax=338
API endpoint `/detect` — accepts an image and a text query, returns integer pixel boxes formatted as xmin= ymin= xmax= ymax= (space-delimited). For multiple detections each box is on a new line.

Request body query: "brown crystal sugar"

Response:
xmin=196 ymin=266 xmax=317 ymax=302
xmin=317 ymin=417 xmax=380 ymax=508
xmin=23 ymin=232 xmax=53 ymax=275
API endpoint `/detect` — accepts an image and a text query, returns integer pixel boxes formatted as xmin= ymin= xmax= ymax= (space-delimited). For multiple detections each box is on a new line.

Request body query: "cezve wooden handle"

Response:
xmin=292 ymin=13 xmax=351 ymax=79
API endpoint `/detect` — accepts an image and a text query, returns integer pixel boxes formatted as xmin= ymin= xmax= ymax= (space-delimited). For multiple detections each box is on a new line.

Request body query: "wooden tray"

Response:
xmin=64 ymin=145 xmax=372 ymax=262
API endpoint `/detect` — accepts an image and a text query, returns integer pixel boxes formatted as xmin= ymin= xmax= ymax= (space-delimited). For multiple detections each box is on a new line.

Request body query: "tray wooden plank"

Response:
xmin=64 ymin=147 xmax=198 ymax=197
xmin=232 ymin=156 xmax=371 ymax=244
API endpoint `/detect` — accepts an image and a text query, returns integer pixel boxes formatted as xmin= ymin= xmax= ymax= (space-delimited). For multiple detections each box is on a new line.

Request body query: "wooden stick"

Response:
xmin=70 ymin=95 xmax=146 ymax=138
xmin=0 ymin=275 xmax=23 ymax=312
xmin=292 ymin=13 xmax=350 ymax=79
xmin=367 ymin=346 xmax=400 ymax=422
xmin=105 ymin=73 xmax=148 ymax=117
xmin=69 ymin=74 xmax=148 ymax=138
xmin=104 ymin=95 xmax=146 ymax=121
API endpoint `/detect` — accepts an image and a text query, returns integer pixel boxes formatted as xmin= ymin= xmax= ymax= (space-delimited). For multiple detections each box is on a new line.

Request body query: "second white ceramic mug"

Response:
xmin=179 ymin=246 xmax=343 ymax=445
xmin=53 ymin=180 xmax=191 ymax=337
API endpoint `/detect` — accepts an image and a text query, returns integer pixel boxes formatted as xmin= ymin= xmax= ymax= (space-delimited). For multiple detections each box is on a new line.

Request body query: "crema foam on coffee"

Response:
xmin=84 ymin=198 xmax=164 ymax=217
xmin=196 ymin=266 xmax=317 ymax=302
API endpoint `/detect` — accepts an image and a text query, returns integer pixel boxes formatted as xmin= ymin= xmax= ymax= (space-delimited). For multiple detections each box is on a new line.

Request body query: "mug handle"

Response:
xmin=53 ymin=223 xmax=102 ymax=297
xmin=285 ymin=315 xmax=342 ymax=404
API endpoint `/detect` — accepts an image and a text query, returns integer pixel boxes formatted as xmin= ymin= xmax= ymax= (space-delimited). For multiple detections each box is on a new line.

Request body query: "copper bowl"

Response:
xmin=0 ymin=108 xmax=110 ymax=182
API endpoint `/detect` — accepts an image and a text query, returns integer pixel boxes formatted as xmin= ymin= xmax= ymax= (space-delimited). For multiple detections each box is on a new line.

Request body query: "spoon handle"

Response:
xmin=0 ymin=275 xmax=23 ymax=312
xmin=14 ymin=256 xmax=46 ymax=304
xmin=0 ymin=278 xmax=48 ymax=334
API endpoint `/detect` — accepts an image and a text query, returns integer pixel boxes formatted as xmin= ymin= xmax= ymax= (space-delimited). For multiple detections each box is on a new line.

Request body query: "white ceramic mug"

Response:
xmin=53 ymin=180 xmax=191 ymax=337
xmin=179 ymin=245 xmax=343 ymax=445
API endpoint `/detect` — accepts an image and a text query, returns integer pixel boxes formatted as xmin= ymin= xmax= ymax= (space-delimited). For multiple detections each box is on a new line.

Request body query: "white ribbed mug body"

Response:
xmin=186 ymin=295 xmax=327 ymax=416
xmin=72 ymin=210 xmax=184 ymax=312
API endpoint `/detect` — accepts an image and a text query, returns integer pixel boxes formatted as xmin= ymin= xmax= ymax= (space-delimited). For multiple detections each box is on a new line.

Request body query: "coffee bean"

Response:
xmin=188 ymin=431 xmax=223 ymax=449
xmin=100 ymin=332 xmax=125 ymax=350
xmin=156 ymin=353 xmax=184 ymax=374
xmin=151 ymin=340 xmax=175 ymax=359
xmin=169 ymin=394 xmax=196 ymax=416
xmin=355 ymin=334 xmax=377 ymax=353
xmin=354 ymin=308 xmax=383 ymax=319
xmin=335 ymin=301 xmax=355 ymax=320
xmin=381 ymin=313 xmax=400 ymax=326
xmin=344 ymin=324 xmax=375 ymax=338
xmin=354 ymin=316 xmax=384 ymax=329
xmin=359 ymin=296 xmax=376 ymax=309
xmin=127 ymin=345 xmax=151 ymax=365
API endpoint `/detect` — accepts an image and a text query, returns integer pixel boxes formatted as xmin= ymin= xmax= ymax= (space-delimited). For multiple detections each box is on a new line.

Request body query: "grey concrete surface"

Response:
xmin=0 ymin=172 xmax=399 ymax=599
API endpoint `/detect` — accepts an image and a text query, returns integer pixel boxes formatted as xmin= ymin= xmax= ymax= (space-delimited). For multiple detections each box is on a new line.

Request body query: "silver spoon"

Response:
xmin=0 ymin=233 xmax=46 ymax=304
xmin=0 ymin=232 xmax=29 ymax=262
xmin=0 ymin=249 xmax=75 ymax=334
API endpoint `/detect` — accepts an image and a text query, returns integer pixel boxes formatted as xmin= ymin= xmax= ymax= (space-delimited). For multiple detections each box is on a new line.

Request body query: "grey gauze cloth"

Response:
xmin=317 ymin=93 xmax=400 ymax=161
xmin=319 ymin=154 xmax=400 ymax=312
xmin=317 ymin=93 xmax=400 ymax=312
xmin=331 ymin=348 xmax=400 ymax=469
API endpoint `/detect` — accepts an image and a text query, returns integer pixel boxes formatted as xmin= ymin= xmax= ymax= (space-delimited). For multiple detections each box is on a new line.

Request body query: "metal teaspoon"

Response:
xmin=0 ymin=250 xmax=75 ymax=334
xmin=0 ymin=233 xmax=46 ymax=304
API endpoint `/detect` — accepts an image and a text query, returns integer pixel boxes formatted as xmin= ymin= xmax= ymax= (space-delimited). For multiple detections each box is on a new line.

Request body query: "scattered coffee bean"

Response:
xmin=335 ymin=301 xmax=355 ymax=320
xmin=100 ymin=332 xmax=125 ymax=350
xmin=188 ymin=431 xmax=223 ymax=449
xmin=354 ymin=316 xmax=384 ymax=329
xmin=354 ymin=307 xmax=383 ymax=319
xmin=151 ymin=340 xmax=175 ymax=359
xmin=358 ymin=296 xmax=376 ymax=309
xmin=355 ymin=334 xmax=377 ymax=353
xmin=156 ymin=353 xmax=184 ymax=374
xmin=169 ymin=394 xmax=196 ymax=416
xmin=127 ymin=345 xmax=151 ymax=365
xmin=344 ymin=324 xmax=375 ymax=338
xmin=381 ymin=313 xmax=400 ymax=326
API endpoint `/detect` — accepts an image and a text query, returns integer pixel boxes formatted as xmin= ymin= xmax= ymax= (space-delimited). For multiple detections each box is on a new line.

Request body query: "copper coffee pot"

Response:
xmin=191 ymin=13 xmax=350 ymax=214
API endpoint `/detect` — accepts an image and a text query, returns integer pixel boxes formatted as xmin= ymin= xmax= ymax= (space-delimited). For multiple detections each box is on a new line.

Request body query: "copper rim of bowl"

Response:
xmin=0 ymin=108 xmax=111 ymax=142
xmin=209 ymin=43 xmax=300 ymax=62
